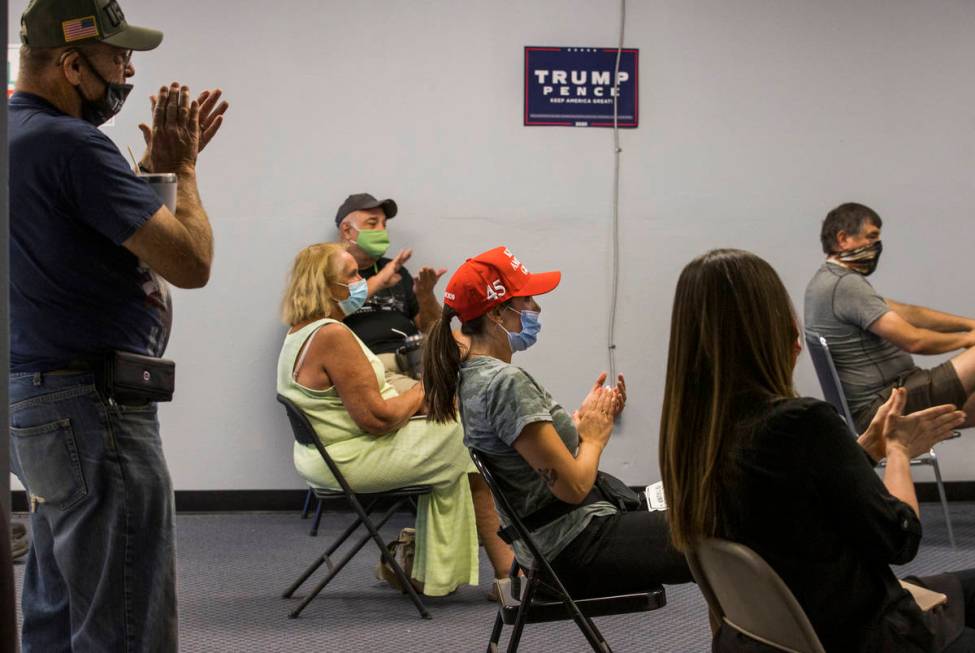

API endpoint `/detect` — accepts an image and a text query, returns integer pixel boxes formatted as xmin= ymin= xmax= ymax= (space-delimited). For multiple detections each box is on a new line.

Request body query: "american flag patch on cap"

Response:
xmin=62 ymin=16 xmax=99 ymax=42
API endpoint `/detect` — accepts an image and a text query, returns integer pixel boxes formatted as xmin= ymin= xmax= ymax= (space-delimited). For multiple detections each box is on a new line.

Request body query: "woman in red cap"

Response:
xmin=424 ymin=246 xmax=691 ymax=598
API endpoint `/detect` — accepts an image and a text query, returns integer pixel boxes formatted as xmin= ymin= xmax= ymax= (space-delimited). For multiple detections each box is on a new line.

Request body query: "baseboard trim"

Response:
xmin=10 ymin=482 xmax=975 ymax=513
xmin=915 ymin=482 xmax=975 ymax=503
xmin=11 ymin=489 xmax=311 ymax=513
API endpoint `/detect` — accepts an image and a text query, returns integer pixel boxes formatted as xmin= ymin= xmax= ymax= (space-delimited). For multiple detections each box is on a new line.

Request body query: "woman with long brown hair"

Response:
xmin=425 ymin=246 xmax=691 ymax=598
xmin=277 ymin=243 xmax=512 ymax=597
xmin=659 ymin=248 xmax=975 ymax=651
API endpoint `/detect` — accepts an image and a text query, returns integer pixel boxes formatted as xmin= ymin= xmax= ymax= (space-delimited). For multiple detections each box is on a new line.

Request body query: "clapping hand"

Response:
xmin=414 ymin=266 xmax=447 ymax=298
xmin=139 ymin=87 xmax=229 ymax=173
xmin=573 ymin=373 xmax=618 ymax=448
xmin=611 ymin=374 xmax=626 ymax=416
xmin=878 ymin=388 xmax=965 ymax=459
xmin=373 ymin=249 xmax=413 ymax=291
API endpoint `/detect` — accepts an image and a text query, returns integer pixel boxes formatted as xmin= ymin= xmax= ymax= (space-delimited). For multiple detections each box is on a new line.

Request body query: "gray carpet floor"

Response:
xmin=11 ymin=502 xmax=975 ymax=652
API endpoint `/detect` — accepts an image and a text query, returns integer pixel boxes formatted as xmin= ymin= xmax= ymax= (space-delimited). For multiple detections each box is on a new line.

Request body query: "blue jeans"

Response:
xmin=8 ymin=371 xmax=177 ymax=652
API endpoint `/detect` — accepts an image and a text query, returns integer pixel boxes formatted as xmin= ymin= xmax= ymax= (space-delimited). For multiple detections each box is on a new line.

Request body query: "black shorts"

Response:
xmin=854 ymin=361 xmax=967 ymax=432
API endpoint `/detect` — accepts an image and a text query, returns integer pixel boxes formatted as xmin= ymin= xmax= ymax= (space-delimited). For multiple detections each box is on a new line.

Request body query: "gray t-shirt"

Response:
xmin=803 ymin=262 xmax=915 ymax=417
xmin=458 ymin=356 xmax=616 ymax=567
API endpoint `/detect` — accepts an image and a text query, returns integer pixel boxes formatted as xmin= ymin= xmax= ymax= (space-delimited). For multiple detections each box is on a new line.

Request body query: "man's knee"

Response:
xmin=949 ymin=345 xmax=975 ymax=394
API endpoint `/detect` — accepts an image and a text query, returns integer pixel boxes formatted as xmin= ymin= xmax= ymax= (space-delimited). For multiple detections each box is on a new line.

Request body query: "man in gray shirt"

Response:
xmin=804 ymin=202 xmax=975 ymax=432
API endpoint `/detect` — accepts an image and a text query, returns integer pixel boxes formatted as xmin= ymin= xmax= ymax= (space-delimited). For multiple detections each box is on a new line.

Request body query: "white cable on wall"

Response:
xmin=608 ymin=0 xmax=626 ymax=381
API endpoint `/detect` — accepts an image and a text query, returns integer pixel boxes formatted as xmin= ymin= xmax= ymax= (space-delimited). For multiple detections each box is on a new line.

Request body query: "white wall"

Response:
xmin=9 ymin=0 xmax=974 ymax=489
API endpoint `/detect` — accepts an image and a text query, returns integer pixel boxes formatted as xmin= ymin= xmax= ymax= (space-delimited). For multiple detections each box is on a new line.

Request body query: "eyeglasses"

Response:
xmin=58 ymin=47 xmax=132 ymax=69
xmin=113 ymin=49 xmax=133 ymax=67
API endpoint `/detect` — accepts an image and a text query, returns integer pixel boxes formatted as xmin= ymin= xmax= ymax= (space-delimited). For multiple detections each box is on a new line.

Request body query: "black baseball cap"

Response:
xmin=21 ymin=0 xmax=163 ymax=51
xmin=334 ymin=193 xmax=398 ymax=227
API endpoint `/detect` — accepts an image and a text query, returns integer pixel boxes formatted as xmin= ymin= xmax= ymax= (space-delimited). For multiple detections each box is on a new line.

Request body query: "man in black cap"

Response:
xmin=335 ymin=193 xmax=446 ymax=393
xmin=9 ymin=0 xmax=228 ymax=650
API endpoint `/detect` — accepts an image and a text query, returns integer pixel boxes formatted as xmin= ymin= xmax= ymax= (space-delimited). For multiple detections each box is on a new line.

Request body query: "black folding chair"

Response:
xmin=300 ymin=487 xmax=325 ymax=536
xmin=276 ymin=394 xmax=433 ymax=619
xmin=470 ymin=449 xmax=667 ymax=653
xmin=804 ymin=330 xmax=958 ymax=547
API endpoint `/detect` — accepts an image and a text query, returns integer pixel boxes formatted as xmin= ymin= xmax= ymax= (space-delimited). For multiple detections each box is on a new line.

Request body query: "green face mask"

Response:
xmin=354 ymin=228 xmax=390 ymax=258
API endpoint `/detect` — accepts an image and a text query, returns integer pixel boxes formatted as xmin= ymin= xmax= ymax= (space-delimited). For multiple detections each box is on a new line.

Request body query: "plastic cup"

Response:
xmin=143 ymin=173 xmax=177 ymax=213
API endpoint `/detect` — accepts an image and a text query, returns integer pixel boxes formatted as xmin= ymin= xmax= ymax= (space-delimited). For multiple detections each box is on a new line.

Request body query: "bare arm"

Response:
xmin=882 ymin=447 xmax=919 ymax=516
xmin=868 ymin=388 xmax=965 ymax=516
xmin=887 ymin=298 xmax=975 ymax=333
xmin=122 ymin=170 xmax=211 ymax=288
xmin=365 ymin=249 xmax=412 ymax=298
xmin=511 ymin=381 xmax=619 ymax=504
xmin=413 ymin=267 xmax=447 ymax=333
xmin=315 ymin=324 xmax=424 ymax=435
xmin=858 ymin=389 xmax=965 ymax=461
xmin=512 ymin=422 xmax=604 ymax=504
xmin=414 ymin=292 xmax=441 ymax=333
xmin=869 ymin=310 xmax=975 ymax=355
xmin=124 ymin=83 xmax=214 ymax=288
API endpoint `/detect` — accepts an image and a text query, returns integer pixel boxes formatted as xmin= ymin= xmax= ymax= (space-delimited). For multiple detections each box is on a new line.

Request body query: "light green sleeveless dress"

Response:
xmin=277 ymin=318 xmax=478 ymax=596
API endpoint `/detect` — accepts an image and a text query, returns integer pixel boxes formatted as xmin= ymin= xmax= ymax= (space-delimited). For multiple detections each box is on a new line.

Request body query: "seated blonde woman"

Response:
xmin=276 ymin=243 xmax=512 ymax=597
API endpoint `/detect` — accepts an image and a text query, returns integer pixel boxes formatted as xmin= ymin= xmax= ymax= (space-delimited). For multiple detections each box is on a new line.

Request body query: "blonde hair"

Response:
xmin=281 ymin=243 xmax=348 ymax=325
xmin=659 ymin=249 xmax=798 ymax=552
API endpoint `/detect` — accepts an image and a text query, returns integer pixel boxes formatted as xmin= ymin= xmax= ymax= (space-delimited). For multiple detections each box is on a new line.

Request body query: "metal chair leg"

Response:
xmin=288 ymin=498 xmax=430 ymax=620
xmin=284 ymin=511 xmax=371 ymax=599
xmin=289 ymin=529 xmax=381 ymax=618
xmin=554 ymin=583 xmax=610 ymax=652
xmin=570 ymin=609 xmax=611 ymax=652
xmin=487 ymin=560 xmax=521 ymax=652
xmin=537 ymin=567 xmax=610 ymax=652
xmin=282 ymin=549 xmax=331 ymax=600
xmin=930 ymin=453 xmax=956 ymax=548
xmin=506 ymin=570 xmax=540 ymax=653
xmin=358 ymin=499 xmax=431 ymax=620
xmin=487 ymin=609 xmax=505 ymax=653
xmin=283 ymin=503 xmax=377 ymax=599
xmin=301 ymin=488 xmax=313 ymax=519
xmin=321 ymin=498 xmax=379 ymax=560
xmin=309 ymin=499 xmax=324 ymax=536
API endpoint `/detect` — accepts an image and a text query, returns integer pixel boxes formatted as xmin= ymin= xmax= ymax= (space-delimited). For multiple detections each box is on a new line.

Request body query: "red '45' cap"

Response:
xmin=443 ymin=246 xmax=561 ymax=322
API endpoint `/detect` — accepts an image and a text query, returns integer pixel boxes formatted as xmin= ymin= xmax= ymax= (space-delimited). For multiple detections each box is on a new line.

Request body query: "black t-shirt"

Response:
xmin=716 ymin=397 xmax=932 ymax=653
xmin=343 ymin=258 xmax=420 ymax=354
xmin=8 ymin=92 xmax=170 ymax=373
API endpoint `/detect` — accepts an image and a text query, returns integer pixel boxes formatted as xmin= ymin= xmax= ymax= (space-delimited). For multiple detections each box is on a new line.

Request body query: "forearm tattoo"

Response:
xmin=537 ymin=467 xmax=558 ymax=487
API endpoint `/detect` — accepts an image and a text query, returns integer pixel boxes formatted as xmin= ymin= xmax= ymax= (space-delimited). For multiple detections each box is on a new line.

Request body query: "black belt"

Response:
xmin=56 ymin=352 xmax=175 ymax=403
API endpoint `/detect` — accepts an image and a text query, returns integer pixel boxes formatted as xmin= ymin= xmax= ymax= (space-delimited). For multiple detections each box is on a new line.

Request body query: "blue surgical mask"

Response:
xmin=497 ymin=307 xmax=541 ymax=352
xmin=336 ymin=278 xmax=368 ymax=316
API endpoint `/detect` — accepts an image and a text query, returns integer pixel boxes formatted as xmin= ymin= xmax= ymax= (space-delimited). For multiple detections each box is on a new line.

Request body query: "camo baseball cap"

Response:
xmin=21 ymin=0 xmax=163 ymax=51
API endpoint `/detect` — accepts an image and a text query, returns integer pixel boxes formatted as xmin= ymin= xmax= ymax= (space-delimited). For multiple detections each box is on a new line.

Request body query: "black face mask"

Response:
xmin=835 ymin=240 xmax=883 ymax=276
xmin=72 ymin=52 xmax=133 ymax=126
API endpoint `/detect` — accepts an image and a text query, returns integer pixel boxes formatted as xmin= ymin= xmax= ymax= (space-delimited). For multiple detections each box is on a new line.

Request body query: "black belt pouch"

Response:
xmin=106 ymin=351 xmax=175 ymax=402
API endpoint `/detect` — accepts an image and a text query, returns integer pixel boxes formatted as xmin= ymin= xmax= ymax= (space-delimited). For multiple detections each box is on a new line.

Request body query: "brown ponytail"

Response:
xmin=423 ymin=306 xmax=464 ymax=423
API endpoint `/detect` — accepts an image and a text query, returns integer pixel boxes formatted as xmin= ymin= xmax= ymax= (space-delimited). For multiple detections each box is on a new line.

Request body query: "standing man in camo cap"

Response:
xmin=9 ymin=0 xmax=228 ymax=649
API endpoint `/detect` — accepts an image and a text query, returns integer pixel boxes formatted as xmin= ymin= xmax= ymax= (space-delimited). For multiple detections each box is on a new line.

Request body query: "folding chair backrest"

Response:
xmin=469 ymin=449 xmax=559 ymax=577
xmin=803 ymin=330 xmax=858 ymax=436
xmin=687 ymin=539 xmax=826 ymax=653
xmin=276 ymin=394 xmax=356 ymax=496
